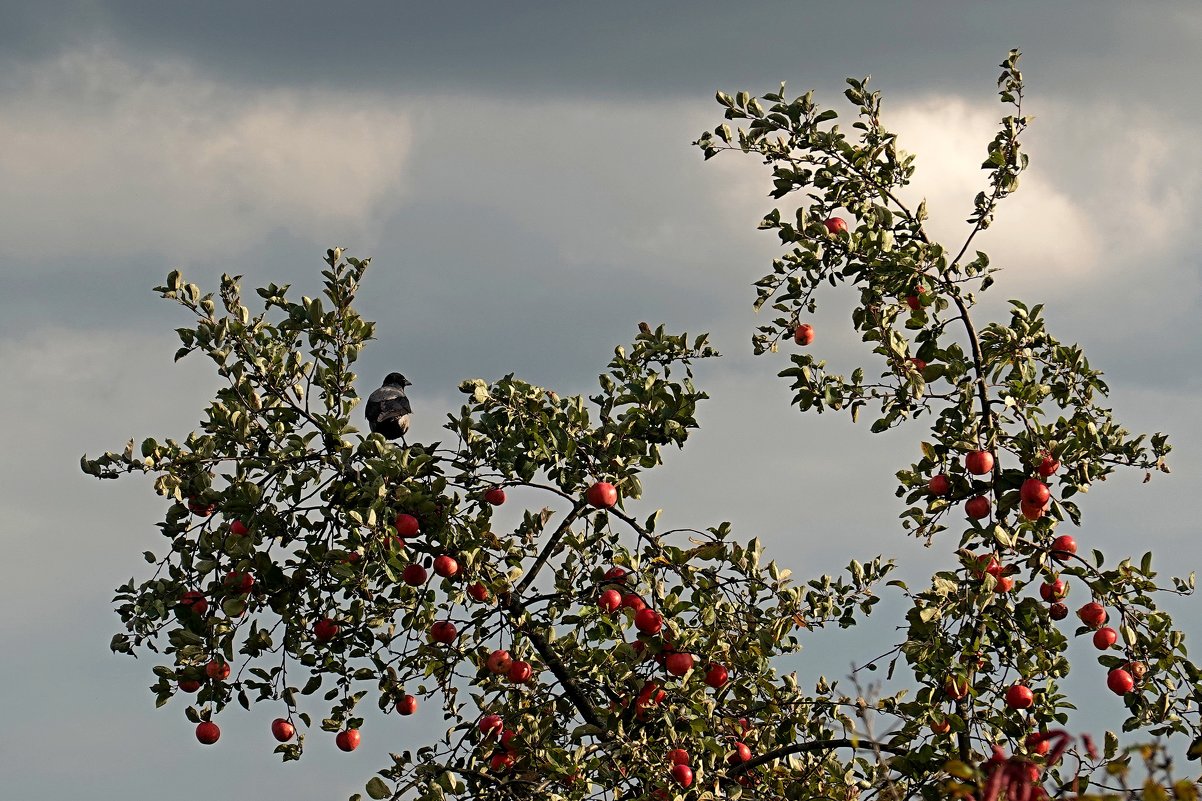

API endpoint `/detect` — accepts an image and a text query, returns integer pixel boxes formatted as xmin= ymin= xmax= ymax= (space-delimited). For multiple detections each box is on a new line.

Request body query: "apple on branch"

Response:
xmin=396 ymin=694 xmax=418 ymax=715
xmin=336 ymin=729 xmax=360 ymax=752
xmin=271 ymin=718 xmax=295 ymax=742
xmin=586 ymin=481 xmax=618 ymax=509
xmin=195 ymin=721 xmax=220 ymax=745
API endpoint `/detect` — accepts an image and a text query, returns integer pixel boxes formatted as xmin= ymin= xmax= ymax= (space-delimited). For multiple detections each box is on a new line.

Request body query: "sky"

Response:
xmin=2 ymin=2 xmax=1201 ymax=798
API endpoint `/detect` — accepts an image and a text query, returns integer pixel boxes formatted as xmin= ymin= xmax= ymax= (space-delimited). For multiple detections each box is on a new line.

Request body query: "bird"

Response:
xmin=365 ymin=372 xmax=412 ymax=444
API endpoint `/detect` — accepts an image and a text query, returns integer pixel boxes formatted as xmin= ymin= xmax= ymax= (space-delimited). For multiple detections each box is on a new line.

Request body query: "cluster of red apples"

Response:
xmin=177 ymin=479 xmax=625 ymax=749
xmin=929 ymin=448 xmax=1142 ymax=723
xmin=927 ymin=449 xmax=1058 ymax=526
xmin=474 ymin=561 xmax=734 ymax=783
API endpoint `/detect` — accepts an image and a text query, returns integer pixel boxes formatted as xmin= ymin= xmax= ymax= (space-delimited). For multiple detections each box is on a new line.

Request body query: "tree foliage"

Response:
xmin=85 ymin=52 xmax=1200 ymax=800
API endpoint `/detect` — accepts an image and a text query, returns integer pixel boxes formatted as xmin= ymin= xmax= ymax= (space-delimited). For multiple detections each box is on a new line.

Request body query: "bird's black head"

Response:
xmin=383 ymin=372 xmax=411 ymax=387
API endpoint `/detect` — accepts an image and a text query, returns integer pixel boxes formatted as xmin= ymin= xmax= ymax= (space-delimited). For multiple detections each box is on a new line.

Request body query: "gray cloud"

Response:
xmin=4 ymin=1 xmax=1199 ymax=105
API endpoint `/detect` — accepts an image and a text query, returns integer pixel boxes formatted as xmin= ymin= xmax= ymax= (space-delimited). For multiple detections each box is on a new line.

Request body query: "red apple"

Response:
xmin=665 ymin=652 xmax=694 ymax=677
xmin=229 ymin=520 xmax=249 ymax=536
xmin=909 ymin=357 xmax=927 ymax=372
xmin=1026 ymin=732 xmax=1050 ymax=756
xmin=586 ymin=481 xmax=619 ymax=509
xmin=402 ymin=563 xmax=428 ymax=586
xmin=204 ymin=660 xmax=231 ymax=681
xmin=906 ymin=293 xmax=923 ymax=311
xmin=467 ymin=582 xmax=489 ymax=602
xmin=335 ymin=729 xmax=360 ymax=752
xmin=1039 ymin=579 xmax=1068 ymax=603
xmin=671 ymin=763 xmax=694 ymax=788
xmin=195 ymin=721 xmax=221 ymax=745
xmin=433 ymin=555 xmax=459 ymax=579
xmin=1049 ymin=602 xmax=1068 ymax=620
xmin=479 ymin=714 xmax=504 ymax=738
xmin=188 ymin=498 xmax=217 ymax=517
xmin=179 ymin=678 xmax=201 ymax=693
xmin=271 ymin=718 xmax=295 ymax=742
xmin=944 ymin=675 xmax=969 ymax=700
xmin=313 ymin=618 xmax=340 ymax=642
xmin=793 ymin=323 xmax=815 ymax=346
xmin=489 ymin=752 xmax=514 ymax=772
xmin=928 ymin=474 xmax=951 ymax=496
xmin=635 ymin=608 xmax=663 ymax=635
xmin=705 ymin=663 xmax=729 ymax=689
xmin=635 ymin=681 xmax=665 ymax=719
xmin=996 ymin=576 xmax=1015 ymax=593
xmin=1021 ymin=478 xmax=1051 ymax=506
xmin=1127 ymin=661 xmax=1148 ymax=680
xmin=931 ymin=718 xmax=951 ymax=735
xmin=1107 ymin=668 xmax=1135 ymax=695
xmin=1037 ymin=455 xmax=1061 ymax=477
xmin=484 ymin=487 xmax=506 ymax=506
xmin=486 ymin=649 xmax=513 ymax=675
xmin=1077 ymin=602 xmax=1107 ymax=629
xmin=728 ymin=741 xmax=752 ymax=765
xmin=823 ymin=216 xmax=848 ymax=235
xmin=1005 ymin=683 xmax=1034 ymax=709
xmin=971 ymin=554 xmax=1003 ymax=579
xmin=603 ymin=566 xmax=628 ymax=585
xmin=1050 ymin=535 xmax=1077 ymax=561
xmin=430 ymin=621 xmax=457 ymax=644
xmin=394 ymin=513 xmax=420 ymax=538
xmin=965 ymin=450 xmax=995 ymax=475
xmin=598 ymin=588 xmax=622 ymax=613
xmin=1020 ymin=499 xmax=1047 ymax=521
xmin=223 ymin=571 xmax=254 ymax=594
xmin=507 ymin=660 xmax=533 ymax=684
xmin=621 ymin=594 xmax=647 ymax=613
xmin=667 ymin=748 xmax=690 ymax=766
xmin=396 ymin=694 xmax=418 ymax=715
xmin=965 ymin=495 xmax=990 ymax=520
xmin=500 ymin=729 xmax=519 ymax=752
xmin=179 ymin=591 xmax=208 ymax=617
xmin=1093 ymin=627 xmax=1118 ymax=650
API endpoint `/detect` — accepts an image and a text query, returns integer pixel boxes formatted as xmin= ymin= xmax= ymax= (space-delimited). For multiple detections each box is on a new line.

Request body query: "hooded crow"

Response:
xmin=365 ymin=372 xmax=412 ymax=442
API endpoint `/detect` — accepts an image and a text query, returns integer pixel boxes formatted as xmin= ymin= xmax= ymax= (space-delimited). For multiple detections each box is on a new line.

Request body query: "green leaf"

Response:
xmin=365 ymin=777 xmax=390 ymax=799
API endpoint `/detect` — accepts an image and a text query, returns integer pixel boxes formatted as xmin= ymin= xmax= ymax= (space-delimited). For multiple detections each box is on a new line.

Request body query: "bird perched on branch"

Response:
xmin=365 ymin=372 xmax=412 ymax=444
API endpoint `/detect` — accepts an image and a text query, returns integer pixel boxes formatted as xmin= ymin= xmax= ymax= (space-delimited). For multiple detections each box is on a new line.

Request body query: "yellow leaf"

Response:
xmin=1174 ymin=779 xmax=1199 ymax=801
xmin=1144 ymin=779 xmax=1169 ymax=801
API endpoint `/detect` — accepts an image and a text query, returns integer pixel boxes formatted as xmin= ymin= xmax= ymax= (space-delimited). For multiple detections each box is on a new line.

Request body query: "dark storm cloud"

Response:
xmin=2 ymin=0 xmax=1196 ymax=102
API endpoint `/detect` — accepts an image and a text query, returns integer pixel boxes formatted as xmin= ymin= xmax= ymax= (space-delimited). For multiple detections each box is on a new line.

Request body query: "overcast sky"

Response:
xmin=2 ymin=3 xmax=1201 ymax=799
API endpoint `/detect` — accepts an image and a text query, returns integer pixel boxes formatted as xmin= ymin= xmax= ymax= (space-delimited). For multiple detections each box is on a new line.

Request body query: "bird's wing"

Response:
xmin=366 ymin=386 xmax=412 ymax=424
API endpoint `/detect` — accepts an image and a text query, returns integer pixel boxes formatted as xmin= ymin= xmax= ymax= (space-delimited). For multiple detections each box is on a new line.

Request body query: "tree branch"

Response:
xmin=515 ymin=502 xmax=586 ymax=595
xmin=500 ymin=591 xmax=608 ymax=736
xmin=728 ymin=737 xmax=906 ymax=776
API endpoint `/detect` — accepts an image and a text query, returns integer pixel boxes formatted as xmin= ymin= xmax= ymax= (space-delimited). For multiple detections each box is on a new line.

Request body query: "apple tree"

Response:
xmin=84 ymin=52 xmax=1202 ymax=800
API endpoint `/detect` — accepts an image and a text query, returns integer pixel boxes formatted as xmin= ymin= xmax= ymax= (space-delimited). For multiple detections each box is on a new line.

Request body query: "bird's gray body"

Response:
xmin=365 ymin=373 xmax=412 ymax=441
